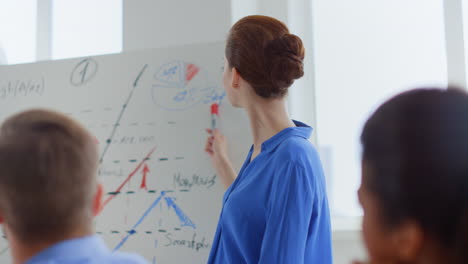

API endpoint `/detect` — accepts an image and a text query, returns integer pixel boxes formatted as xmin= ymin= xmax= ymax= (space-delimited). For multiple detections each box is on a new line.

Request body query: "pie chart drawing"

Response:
xmin=152 ymin=61 xmax=212 ymax=110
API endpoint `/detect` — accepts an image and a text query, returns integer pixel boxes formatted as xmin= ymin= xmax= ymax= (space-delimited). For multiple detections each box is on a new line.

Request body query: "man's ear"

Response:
xmin=92 ymin=183 xmax=104 ymax=217
xmin=392 ymin=220 xmax=424 ymax=262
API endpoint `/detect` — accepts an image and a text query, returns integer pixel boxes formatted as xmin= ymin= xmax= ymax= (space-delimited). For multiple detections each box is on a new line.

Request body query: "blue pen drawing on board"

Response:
xmin=203 ymin=89 xmax=226 ymax=105
xmin=152 ymin=60 xmax=226 ymax=110
xmin=113 ymin=191 xmax=196 ymax=251
xmin=165 ymin=196 xmax=196 ymax=228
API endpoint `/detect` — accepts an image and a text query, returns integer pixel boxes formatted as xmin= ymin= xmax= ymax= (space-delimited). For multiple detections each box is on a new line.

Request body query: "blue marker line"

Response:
xmin=113 ymin=191 xmax=196 ymax=252
xmin=164 ymin=197 xmax=196 ymax=229
xmin=217 ymin=91 xmax=227 ymax=106
xmin=113 ymin=231 xmax=134 ymax=252
xmin=113 ymin=193 xmax=164 ymax=251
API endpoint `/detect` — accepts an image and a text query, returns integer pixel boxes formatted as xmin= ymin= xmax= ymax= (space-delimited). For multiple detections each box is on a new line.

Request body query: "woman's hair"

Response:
xmin=226 ymin=15 xmax=305 ymax=98
xmin=361 ymin=87 xmax=468 ymax=263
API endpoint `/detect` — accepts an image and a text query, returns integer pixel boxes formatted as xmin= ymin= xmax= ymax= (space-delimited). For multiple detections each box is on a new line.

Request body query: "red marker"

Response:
xmin=211 ymin=103 xmax=219 ymax=131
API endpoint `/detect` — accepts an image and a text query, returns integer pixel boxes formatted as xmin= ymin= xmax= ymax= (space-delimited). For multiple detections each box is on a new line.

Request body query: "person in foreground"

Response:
xmin=355 ymin=88 xmax=468 ymax=264
xmin=205 ymin=15 xmax=332 ymax=263
xmin=0 ymin=109 xmax=148 ymax=264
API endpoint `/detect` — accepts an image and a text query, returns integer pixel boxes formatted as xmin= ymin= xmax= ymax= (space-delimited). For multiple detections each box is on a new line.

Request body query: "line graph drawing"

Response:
xmin=100 ymin=147 xmax=156 ymax=212
xmin=164 ymin=196 xmax=196 ymax=228
xmin=99 ymin=64 xmax=148 ymax=163
xmin=0 ymin=43 xmax=241 ymax=264
xmin=113 ymin=191 xmax=196 ymax=251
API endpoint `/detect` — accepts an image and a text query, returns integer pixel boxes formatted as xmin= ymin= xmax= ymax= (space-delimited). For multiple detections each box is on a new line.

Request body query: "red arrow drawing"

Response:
xmin=140 ymin=164 xmax=150 ymax=190
xmin=100 ymin=147 xmax=156 ymax=214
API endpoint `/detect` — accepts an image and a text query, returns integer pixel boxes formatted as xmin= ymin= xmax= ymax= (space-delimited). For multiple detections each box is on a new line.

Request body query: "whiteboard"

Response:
xmin=0 ymin=42 xmax=251 ymax=263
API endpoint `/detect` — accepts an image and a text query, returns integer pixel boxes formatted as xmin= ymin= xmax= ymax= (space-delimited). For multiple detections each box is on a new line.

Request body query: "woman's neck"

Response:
xmin=245 ymin=97 xmax=294 ymax=158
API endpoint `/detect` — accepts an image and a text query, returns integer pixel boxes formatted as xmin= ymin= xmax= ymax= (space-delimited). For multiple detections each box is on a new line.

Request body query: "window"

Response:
xmin=0 ymin=0 xmax=37 ymax=64
xmin=0 ymin=0 xmax=122 ymax=64
xmin=52 ymin=0 xmax=122 ymax=60
xmin=313 ymin=0 xmax=447 ymax=216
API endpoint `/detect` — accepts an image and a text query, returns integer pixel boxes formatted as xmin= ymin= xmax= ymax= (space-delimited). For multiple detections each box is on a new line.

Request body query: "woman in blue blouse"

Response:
xmin=205 ymin=15 xmax=333 ymax=264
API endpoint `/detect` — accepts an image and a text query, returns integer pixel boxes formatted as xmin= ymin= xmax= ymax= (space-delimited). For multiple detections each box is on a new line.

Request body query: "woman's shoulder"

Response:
xmin=271 ymin=137 xmax=326 ymax=185
xmin=274 ymin=136 xmax=320 ymax=164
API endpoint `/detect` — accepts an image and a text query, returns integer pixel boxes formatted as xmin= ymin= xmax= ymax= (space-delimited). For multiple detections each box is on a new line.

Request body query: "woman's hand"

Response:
xmin=205 ymin=129 xmax=236 ymax=189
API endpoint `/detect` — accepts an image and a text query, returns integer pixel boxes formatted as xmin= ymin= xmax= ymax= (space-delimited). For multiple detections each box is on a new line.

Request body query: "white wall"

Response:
xmin=333 ymin=231 xmax=367 ymax=264
xmin=123 ymin=0 xmax=231 ymax=51
xmin=445 ymin=0 xmax=466 ymax=87
xmin=313 ymin=0 xmax=447 ymax=217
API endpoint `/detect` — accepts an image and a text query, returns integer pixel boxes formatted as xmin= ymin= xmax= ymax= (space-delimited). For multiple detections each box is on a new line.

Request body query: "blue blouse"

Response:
xmin=207 ymin=121 xmax=333 ymax=264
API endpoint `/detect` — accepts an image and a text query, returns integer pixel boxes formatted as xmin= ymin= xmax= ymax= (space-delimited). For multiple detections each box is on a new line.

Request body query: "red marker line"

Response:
xmin=140 ymin=164 xmax=150 ymax=190
xmin=100 ymin=147 xmax=156 ymax=213
xmin=185 ymin=64 xmax=200 ymax=84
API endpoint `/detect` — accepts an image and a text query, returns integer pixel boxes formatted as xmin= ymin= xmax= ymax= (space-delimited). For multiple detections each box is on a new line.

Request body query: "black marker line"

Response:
xmin=99 ymin=64 xmax=148 ymax=163
xmin=133 ymin=64 xmax=148 ymax=87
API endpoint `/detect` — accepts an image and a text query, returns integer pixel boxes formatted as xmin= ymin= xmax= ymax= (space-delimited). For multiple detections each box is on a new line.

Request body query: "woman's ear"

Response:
xmin=231 ymin=67 xmax=241 ymax=89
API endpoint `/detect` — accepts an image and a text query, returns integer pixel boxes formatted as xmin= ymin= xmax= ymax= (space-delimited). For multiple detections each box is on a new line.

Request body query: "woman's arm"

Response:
xmin=205 ymin=129 xmax=237 ymax=189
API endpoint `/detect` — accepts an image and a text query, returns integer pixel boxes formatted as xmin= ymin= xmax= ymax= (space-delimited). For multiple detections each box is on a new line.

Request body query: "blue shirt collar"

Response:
xmin=26 ymin=235 xmax=109 ymax=263
xmin=261 ymin=120 xmax=313 ymax=153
